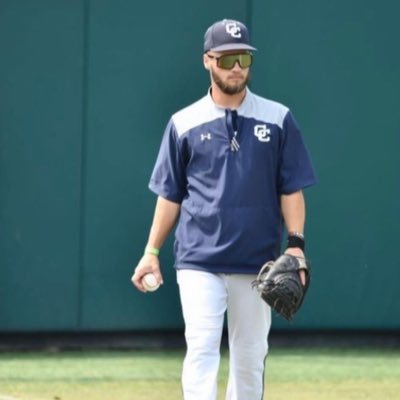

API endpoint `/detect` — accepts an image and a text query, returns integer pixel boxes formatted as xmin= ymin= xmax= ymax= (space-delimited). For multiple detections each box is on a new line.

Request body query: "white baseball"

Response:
xmin=142 ymin=273 xmax=160 ymax=292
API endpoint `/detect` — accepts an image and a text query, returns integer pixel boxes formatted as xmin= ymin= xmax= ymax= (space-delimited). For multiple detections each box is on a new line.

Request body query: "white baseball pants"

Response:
xmin=177 ymin=269 xmax=271 ymax=400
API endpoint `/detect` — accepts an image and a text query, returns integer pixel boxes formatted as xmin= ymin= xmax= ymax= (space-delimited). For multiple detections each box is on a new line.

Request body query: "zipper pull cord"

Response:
xmin=228 ymin=110 xmax=240 ymax=152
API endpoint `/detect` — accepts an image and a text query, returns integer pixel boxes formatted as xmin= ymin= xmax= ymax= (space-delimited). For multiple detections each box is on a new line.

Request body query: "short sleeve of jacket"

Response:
xmin=148 ymin=119 xmax=187 ymax=203
xmin=278 ymin=111 xmax=318 ymax=194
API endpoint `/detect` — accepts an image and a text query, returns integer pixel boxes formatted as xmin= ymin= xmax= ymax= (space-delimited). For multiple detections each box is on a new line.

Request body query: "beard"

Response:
xmin=211 ymin=67 xmax=250 ymax=95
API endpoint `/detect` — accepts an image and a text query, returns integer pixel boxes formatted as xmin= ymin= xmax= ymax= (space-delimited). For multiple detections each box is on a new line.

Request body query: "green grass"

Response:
xmin=0 ymin=348 xmax=399 ymax=399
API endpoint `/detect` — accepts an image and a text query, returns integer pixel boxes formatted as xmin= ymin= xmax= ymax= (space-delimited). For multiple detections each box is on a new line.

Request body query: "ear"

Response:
xmin=203 ymin=53 xmax=211 ymax=71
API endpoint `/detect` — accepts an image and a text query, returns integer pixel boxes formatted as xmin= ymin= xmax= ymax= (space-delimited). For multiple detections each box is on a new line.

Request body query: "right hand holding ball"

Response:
xmin=142 ymin=273 xmax=161 ymax=292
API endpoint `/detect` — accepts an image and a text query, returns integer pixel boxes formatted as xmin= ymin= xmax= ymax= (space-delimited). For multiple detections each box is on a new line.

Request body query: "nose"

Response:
xmin=232 ymin=60 xmax=243 ymax=70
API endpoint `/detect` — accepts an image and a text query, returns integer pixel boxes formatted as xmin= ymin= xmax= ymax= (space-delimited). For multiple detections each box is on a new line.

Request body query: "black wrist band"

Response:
xmin=287 ymin=235 xmax=305 ymax=251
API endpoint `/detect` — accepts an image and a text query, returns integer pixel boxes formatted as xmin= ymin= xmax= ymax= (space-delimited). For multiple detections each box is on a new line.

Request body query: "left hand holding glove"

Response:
xmin=252 ymin=254 xmax=311 ymax=321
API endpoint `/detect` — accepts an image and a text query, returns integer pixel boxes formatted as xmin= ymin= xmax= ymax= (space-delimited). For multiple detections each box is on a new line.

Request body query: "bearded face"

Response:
xmin=210 ymin=64 xmax=250 ymax=95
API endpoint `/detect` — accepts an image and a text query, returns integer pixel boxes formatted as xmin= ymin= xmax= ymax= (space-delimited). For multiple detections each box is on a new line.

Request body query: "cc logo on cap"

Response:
xmin=225 ymin=23 xmax=241 ymax=38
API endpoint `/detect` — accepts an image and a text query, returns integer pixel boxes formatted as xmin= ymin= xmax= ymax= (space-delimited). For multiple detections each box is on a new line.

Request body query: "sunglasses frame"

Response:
xmin=207 ymin=52 xmax=253 ymax=70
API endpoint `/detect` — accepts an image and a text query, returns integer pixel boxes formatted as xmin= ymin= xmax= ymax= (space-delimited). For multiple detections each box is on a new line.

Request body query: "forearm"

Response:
xmin=132 ymin=196 xmax=180 ymax=292
xmin=281 ymin=190 xmax=305 ymax=235
xmin=281 ymin=190 xmax=307 ymax=283
xmin=146 ymin=196 xmax=181 ymax=249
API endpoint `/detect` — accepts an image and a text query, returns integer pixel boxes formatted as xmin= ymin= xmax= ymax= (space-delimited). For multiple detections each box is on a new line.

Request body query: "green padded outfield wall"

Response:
xmin=0 ymin=0 xmax=399 ymax=332
xmin=0 ymin=1 xmax=84 ymax=330
xmin=251 ymin=0 xmax=400 ymax=329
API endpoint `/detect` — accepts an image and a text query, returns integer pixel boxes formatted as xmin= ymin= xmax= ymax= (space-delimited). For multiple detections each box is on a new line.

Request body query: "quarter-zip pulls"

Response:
xmin=226 ymin=109 xmax=240 ymax=152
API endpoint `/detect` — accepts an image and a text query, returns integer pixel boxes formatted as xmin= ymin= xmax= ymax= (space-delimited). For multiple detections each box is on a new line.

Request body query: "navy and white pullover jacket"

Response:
xmin=149 ymin=89 xmax=317 ymax=274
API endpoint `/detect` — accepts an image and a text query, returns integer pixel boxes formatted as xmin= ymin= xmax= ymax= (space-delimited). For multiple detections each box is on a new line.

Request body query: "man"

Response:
xmin=132 ymin=18 xmax=317 ymax=400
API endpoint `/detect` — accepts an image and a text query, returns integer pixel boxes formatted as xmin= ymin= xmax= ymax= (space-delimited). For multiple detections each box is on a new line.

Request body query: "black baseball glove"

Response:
xmin=252 ymin=254 xmax=311 ymax=321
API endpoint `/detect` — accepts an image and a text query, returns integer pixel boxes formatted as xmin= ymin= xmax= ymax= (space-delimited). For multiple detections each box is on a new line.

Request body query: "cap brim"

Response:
xmin=207 ymin=43 xmax=257 ymax=52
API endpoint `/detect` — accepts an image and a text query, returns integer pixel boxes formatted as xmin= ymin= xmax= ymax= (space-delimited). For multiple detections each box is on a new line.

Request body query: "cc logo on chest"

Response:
xmin=254 ymin=124 xmax=271 ymax=142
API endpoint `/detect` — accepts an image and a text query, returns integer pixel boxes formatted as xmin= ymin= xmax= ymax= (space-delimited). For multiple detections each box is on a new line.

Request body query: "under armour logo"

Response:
xmin=226 ymin=23 xmax=241 ymax=38
xmin=254 ymin=125 xmax=271 ymax=142
xmin=201 ymin=133 xmax=212 ymax=141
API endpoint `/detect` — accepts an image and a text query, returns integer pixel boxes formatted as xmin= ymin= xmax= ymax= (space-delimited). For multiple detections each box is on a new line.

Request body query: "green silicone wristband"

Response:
xmin=145 ymin=246 xmax=160 ymax=256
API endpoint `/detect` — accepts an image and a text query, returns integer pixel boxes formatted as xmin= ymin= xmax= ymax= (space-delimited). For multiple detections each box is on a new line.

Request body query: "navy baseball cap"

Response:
xmin=204 ymin=19 xmax=257 ymax=53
